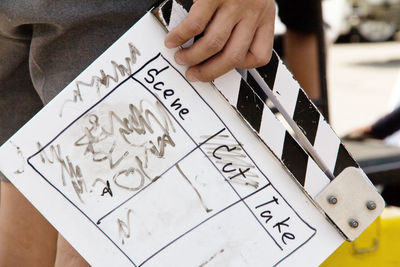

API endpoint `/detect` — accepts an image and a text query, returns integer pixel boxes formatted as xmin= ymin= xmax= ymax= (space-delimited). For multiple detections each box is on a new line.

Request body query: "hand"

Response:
xmin=164 ymin=0 xmax=276 ymax=82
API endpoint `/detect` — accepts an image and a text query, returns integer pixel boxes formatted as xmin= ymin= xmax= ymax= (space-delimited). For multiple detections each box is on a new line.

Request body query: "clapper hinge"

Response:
xmin=315 ymin=167 xmax=385 ymax=241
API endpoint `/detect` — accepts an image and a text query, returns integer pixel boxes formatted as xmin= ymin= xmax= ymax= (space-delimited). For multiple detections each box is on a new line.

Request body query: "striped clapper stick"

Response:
xmin=247 ymin=53 xmax=357 ymax=179
xmin=152 ymin=0 xmax=384 ymax=241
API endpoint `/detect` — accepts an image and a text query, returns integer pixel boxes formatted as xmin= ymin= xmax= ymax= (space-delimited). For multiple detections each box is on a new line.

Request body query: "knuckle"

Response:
xmin=256 ymin=56 xmax=270 ymax=67
xmin=229 ymin=50 xmax=245 ymax=66
xmin=263 ymin=49 xmax=273 ymax=65
xmin=233 ymin=0 xmax=245 ymax=7
xmin=252 ymin=0 xmax=267 ymax=11
xmin=255 ymin=53 xmax=271 ymax=67
xmin=248 ymin=50 xmax=272 ymax=68
xmin=206 ymin=36 xmax=226 ymax=53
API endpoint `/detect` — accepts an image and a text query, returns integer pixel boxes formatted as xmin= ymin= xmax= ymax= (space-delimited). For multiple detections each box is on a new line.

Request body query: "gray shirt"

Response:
xmin=0 ymin=0 xmax=150 ymax=144
xmin=0 ymin=0 xmax=150 ymax=181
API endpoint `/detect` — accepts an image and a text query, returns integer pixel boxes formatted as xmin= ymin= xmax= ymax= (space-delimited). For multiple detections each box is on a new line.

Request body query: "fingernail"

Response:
xmin=174 ymin=54 xmax=186 ymax=65
xmin=186 ymin=72 xmax=198 ymax=82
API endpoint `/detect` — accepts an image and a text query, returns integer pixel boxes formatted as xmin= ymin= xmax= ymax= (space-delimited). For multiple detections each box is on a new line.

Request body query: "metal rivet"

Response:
xmin=327 ymin=195 xmax=338 ymax=205
xmin=349 ymin=219 xmax=359 ymax=228
xmin=366 ymin=201 xmax=376 ymax=210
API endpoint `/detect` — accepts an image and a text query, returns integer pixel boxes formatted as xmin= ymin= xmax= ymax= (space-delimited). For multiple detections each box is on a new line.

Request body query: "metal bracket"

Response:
xmin=315 ymin=167 xmax=385 ymax=241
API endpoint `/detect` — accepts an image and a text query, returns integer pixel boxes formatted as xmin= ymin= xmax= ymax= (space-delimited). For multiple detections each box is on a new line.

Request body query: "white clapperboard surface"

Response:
xmin=0 ymin=0 xmax=384 ymax=266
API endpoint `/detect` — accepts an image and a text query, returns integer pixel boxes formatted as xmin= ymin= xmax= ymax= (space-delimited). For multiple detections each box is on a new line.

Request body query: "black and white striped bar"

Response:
xmin=248 ymin=53 xmax=359 ymax=178
xmin=213 ymin=71 xmax=330 ymax=198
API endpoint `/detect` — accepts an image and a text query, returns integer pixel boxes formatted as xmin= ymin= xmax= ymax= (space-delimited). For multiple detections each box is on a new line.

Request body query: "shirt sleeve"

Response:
xmin=276 ymin=0 xmax=321 ymax=34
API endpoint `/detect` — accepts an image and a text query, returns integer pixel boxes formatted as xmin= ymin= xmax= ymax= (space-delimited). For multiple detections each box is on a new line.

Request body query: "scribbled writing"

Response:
xmin=37 ymin=143 xmax=87 ymax=203
xmin=38 ymin=99 xmax=177 ymax=203
xmin=74 ymin=100 xmax=175 ymax=189
xmin=10 ymin=141 xmax=25 ymax=174
xmin=201 ymin=134 xmax=259 ymax=188
xmin=117 ymin=209 xmax=134 ymax=245
xmin=60 ymin=43 xmax=141 ymax=117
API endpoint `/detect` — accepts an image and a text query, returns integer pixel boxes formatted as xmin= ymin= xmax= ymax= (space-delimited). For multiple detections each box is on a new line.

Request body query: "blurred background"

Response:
xmin=273 ymin=0 xmax=400 ymax=264
xmin=323 ymin=0 xmax=400 ymax=137
xmin=276 ymin=0 xmax=400 ymax=136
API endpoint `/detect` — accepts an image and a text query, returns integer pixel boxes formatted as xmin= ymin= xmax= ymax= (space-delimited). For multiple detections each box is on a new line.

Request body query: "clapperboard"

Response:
xmin=0 ymin=0 xmax=384 ymax=266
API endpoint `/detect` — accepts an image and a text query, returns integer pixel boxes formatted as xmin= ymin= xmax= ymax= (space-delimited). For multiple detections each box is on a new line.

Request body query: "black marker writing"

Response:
xmin=211 ymin=143 xmax=258 ymax=188
xmin=101 ymin=180 xmax=113 ymax=197
xmin=145 ymin=66 xmax=169 ymax=84
xmin=273 ymin=217 xmax=290 ymax=233
xmin=255 ymin=196 xmax=295 ymax=246
xmin=141 ymin=64 xmax=189 ymax=120
xmin=201 ymin=134 xmax=259 ymax=188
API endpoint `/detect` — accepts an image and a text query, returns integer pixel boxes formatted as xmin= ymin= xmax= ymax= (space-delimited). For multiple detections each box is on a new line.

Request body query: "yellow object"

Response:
xmin=321 ymin=207 xmax=400 ymax=266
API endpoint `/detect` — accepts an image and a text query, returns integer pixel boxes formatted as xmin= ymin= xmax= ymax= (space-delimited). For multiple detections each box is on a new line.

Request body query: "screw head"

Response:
xmin=327 ymin=195 xmax=338 ymax=205
xmin=349 ymin=219 xmax=359 ymax=228
xmin=366 ymin=201 xmax=377 ymax=210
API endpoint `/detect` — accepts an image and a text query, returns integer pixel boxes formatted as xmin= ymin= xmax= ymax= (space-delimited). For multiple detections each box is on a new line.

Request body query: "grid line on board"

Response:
xmin=26 ymin=52 xmax=316 ymax=266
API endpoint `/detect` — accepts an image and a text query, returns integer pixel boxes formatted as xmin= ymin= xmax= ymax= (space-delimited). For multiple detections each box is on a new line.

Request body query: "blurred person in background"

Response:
xmin=275 ymin=0 xmax=322 ymax=100
xmin=346 ymin=106 xmax=400 ymax=141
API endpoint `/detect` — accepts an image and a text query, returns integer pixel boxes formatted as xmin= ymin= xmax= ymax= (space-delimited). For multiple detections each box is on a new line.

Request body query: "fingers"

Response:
xmin=165 ymin=0 xmax=276 ymax=82
xmin=164 ymin=0 xmax=219 ymax=48
xmin=238 ymin=5 xmax=275 ymax=69
xmin=186 ymin=18 xmax=257 ymax=82
xmin=174 ymin=6 xmax=237 ymax=66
